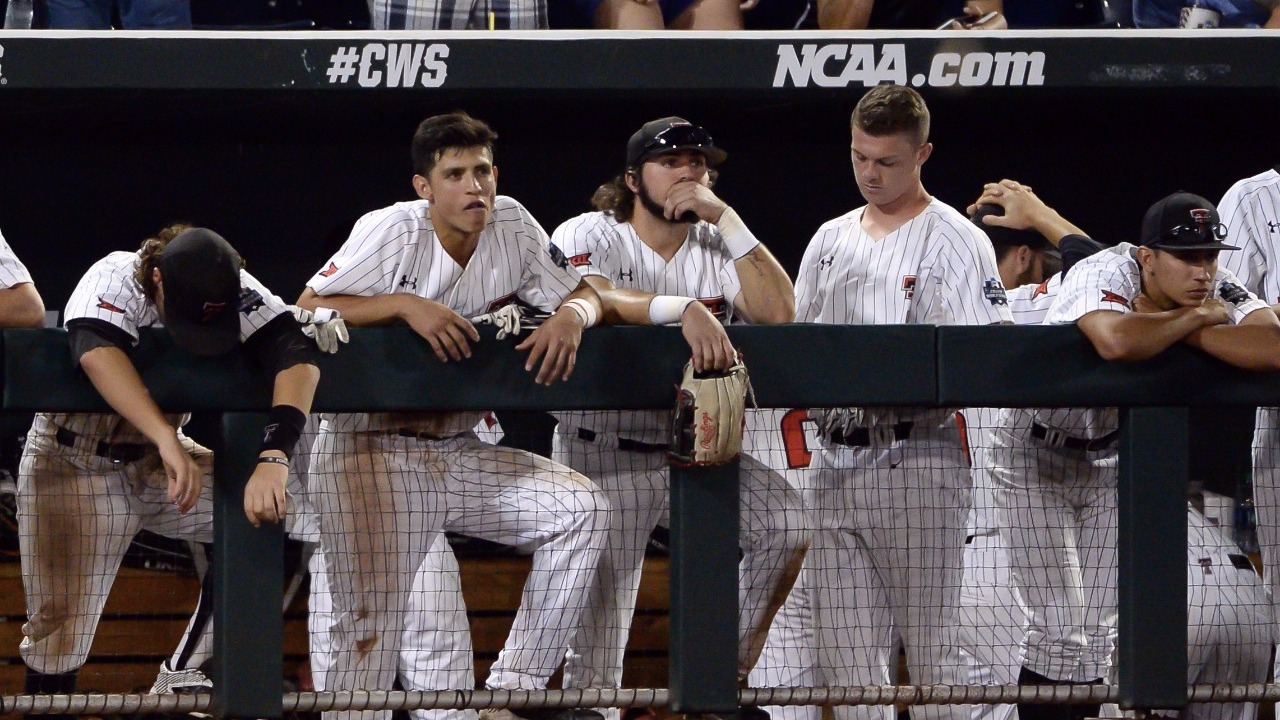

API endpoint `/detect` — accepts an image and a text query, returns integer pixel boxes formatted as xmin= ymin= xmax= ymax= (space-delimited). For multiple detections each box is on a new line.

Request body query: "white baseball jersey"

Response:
xmin=795 ymin=198 xmax=1011 ymax=430
xmin=550 ymin=210 xmax=743 ymax=444
xmin=54 ymin=251 xmax=290 ymax=443
xmin=0 ymin=229 xmax=35 ymax=289
xmin=307 ymin=196 xmax=582 ymax=435
xmin=1036 ymin=243 xmax=1268 ymax=439
xmin=1218 ymin=168 xmax=1280 ymax=302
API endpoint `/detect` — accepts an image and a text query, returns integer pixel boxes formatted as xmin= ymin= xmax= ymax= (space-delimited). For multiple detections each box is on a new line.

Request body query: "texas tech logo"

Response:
xmin=901 ymin=275 xmax=917 ymax=299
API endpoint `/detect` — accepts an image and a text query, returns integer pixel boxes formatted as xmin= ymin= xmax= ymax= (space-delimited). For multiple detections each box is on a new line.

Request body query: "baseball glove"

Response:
xmin=669 ymin=355 xmax=753 ymax=467
xmin=290 ymin=305 xmax=349 ymax=354
xmin=470 ymin=304 xmax=550 ymax=340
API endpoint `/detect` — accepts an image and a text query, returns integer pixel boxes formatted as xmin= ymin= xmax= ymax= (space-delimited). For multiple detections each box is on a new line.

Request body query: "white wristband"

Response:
xmin=716 ymin=207 xmax=762 ymax=260
xmin=561 ymin=298 xmax=599 ymax=328
xmin=649 ymin=295 xmax=697 ymax=325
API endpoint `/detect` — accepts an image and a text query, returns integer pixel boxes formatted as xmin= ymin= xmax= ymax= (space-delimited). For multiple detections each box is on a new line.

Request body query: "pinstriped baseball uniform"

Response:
xmin=792 ymin=198 xmax=1010 ymax=720
xmin=0 ymin=229 xmax=34 ymax=288
xmin=959 ymin=279 xmax=1057 ymax=720
xmin=306 ymin=196 xmax=609 ymax=720
xmin=548 ymin=211 xmax=808 ymax=702
xmin=17 ymin=250 xmax=291 ymax=675
xmin=1216 ymin=168 xmax=1280 ymax=674
xmin=992 ymin=243 xmax=1269 ymax=685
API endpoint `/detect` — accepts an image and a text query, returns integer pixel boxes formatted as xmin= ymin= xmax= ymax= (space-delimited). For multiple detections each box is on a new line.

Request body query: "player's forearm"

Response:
xmin=732 ymin=246 xmax=795 ymax=324
xmin=816 ymin=0 xmax=871 ymax=28
xmin=0 ymin=284 xmax=46 ymax=328
xmin=1030 ymin=207 xmax=1088 ymax=248
xmin=1186 ymin=322 xmax=1280 ymax=371
xmin=271 ymin=363 xmax=320 ymax=415
xmin=79 ymin=346 xmax=181 ymax=447
xmin=297 ymin=288 xmax=412 ymax=328
xmin=1081 ymin=308 xmax=1207 ymax=362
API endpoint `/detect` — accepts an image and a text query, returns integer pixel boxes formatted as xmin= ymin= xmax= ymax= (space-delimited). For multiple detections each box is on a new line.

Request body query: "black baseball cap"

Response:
xmin=158 ymin=228 xmax=242 ymax=356
xmin=970 ymin=204 xmax=1055 ymax=252
xmin=1140 ymin=192 xmax=1237 ymax=251
xmin=626 ymin=117 xmax=728 ymax=169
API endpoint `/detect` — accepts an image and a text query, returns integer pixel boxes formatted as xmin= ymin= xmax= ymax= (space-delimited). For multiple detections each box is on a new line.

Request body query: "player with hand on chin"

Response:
xmin=550 ymin=117 xmax=808 ymax=720
xmin=991 ymin=192 xmax=1280 ymax=720
xmin=17 ymin=226 xmax=320 ymax=712
xmin=299 ymin=111 xmax=611 ymax=720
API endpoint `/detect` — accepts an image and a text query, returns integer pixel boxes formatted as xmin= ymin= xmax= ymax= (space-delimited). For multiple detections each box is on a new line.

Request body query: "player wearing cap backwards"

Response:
xmin=17 ymin=225 xmax=321 ymax=713
xmin=990 ymin=192 xmax=1280 ymax=720
xmin=549 ymin=116 xmax=808 ymax=719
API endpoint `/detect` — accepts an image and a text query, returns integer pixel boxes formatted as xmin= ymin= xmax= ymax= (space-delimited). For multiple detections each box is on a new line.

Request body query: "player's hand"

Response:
xmin=244 ymin=458 xmax=288 ymax=528
xmin=402 ymin=297 xmax=481 ymax=362
xmin=1196 ymin=298 xmax=1231 ymax=327
xmin=967 ymin=180 xmax=1046 ymax=231
xmin=681 ymin=302 xmax=735 ymax=373
xmin=157 ymin=437 xmax=202 ymax=514
xmin=515 ymin=307 xmax=583 ymax=385
xmin=664 ymin=181 xmax=729 ymax=225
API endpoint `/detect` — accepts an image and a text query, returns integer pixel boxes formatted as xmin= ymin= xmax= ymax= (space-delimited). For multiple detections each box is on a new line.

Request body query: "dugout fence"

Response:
xmin=0 ymin=323 xmax=1274 ymax=718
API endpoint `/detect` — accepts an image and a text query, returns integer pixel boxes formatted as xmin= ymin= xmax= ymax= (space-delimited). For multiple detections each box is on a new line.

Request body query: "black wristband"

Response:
xmin=257 ymin=456 xmax=290 ymax=468
xmin=259 ymin=405 xmax=307 ymax=460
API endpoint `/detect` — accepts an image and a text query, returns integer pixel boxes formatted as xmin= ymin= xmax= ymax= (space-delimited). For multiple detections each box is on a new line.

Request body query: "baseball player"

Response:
xmin=548 ymin=117 xmax=809 ymax=718
xmin=1214 ymin=166 xmax=1280 ymax=677
xmin=990 ymin=192 xmax=1280 ymax=720
xmin=17 ymin=226 xmax=320 ymax=710
xmin=790 ymin=84 xmax=1011 ymax=720
xmin=297 ymin=112 xmax=611 ymax=720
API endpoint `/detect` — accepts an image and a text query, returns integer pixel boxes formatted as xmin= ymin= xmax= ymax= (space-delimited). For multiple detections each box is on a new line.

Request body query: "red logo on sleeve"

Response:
xmin=318 ymin=262 xmax=339 ymax=278
xmin=569 ymin=253 xmax=592 ymax=267
xmin=1100 ymin=290 xmax=1131 ymax=308
xmin=96 ymin=297 xmax=125 ymax=314
xmin=1031 ymin=280 xmax=1050 ymax=299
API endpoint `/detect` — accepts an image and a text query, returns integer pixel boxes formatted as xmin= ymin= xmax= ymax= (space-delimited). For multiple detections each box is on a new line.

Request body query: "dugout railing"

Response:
xmin=0 ymin=323 xmax=1276 ymax=718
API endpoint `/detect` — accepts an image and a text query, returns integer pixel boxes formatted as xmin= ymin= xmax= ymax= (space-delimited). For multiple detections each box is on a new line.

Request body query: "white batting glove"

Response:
xmin=290 ymin=305 xmax=350 ymax=354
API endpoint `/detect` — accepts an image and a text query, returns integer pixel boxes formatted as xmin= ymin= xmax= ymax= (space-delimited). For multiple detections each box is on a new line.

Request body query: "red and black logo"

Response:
xmin=901 ymin=275 xmax=917 ymax=299
xmin=568 ymin=252 xmax=592 ymax=267
xmin=97 ymin=297 xmax=125 ymax=314
xmin=318 ymin=262 xmax=339 ymax=278
xmin=699 ymin=296 xmax=727 ymax=320
xmin=200 ymin=301 xmax=227 ymax=323
xmin=1031 ymin=279 xmax=1050 ymax=300
xmin=1100 ymin=290 xmax=1130 ymax=308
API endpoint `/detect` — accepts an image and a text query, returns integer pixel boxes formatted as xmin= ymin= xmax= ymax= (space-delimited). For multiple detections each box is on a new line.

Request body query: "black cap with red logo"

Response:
xmin=1140 ymin=192 xmax=1238 ymax=252
xmin=157 ymin=228 xmax=242 ymax=356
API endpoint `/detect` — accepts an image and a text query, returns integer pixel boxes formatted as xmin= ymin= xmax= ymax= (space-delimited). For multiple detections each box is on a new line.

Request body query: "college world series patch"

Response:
xmin=983 ymin=278 xmax=1007 ymax=306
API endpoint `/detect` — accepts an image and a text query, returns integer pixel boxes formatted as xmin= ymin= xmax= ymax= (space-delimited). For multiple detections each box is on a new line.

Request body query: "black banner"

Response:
xmin=0 ymin=31 xmax=1277 ymax=91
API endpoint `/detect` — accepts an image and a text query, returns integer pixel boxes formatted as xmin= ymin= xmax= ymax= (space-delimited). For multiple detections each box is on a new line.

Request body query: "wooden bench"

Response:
xmin=0 ymin=553 xmax=673 ymax=696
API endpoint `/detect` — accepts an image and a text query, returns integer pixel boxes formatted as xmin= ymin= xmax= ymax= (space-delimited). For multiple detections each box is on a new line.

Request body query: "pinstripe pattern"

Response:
xmin=551 ymin=210 xmax=741 ymax=444
xmin=309 ymin=196 xmax=581 ymax=435
xmin=1038 ymin=243 xmax=1267 ymax=439
xmin=548 ymin=214 xmax=807 ymax=706
xmin=53 ymin=251 xmax=290 ymax=443
xmin=0 ymin=229 xmax=34 ymax=288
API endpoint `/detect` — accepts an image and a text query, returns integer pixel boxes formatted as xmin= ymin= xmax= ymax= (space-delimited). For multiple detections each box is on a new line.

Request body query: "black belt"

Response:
xmin=576 ymin=427 xmax=669 ymax=453
xmin=395 ymin=428 xmax=452 ymax=442
xmin=1030 ymin=423 xmax=1118 ymax=452
xmin=55 ymin=426 xmax=150 ymax=464
xmin=827 ymin=422 xmax=914 ymax=448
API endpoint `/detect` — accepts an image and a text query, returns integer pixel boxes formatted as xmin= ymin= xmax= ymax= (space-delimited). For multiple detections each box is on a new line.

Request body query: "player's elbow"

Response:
xmin=0 ymin=285 xmax=47 ymax=329
xmin=1090 ymin=335 xmax=1146 ymax=363
xmin=754 ymin=298 xmax=796 ymax=324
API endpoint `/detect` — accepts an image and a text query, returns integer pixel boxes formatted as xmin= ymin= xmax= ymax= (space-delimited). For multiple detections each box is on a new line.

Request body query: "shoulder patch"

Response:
xmin=1219 ymin=280 xmax=1251 ymax=306
xmin=548 ymin=244 xmax=570 ymax=269
xmin=983 ymin=278 xmax=1008 ymax=306
xmin=569 ymin=252 xmax=592 ymax=267
xmin=1031 ymin=279 xmax=1050 ymax=299
xmin=239 ymin=287 xmax=265 ymax=314
xmin=1100 ymin=290 xmax=1131 ymax=308
xmin=318 ymin=262 xmax=339 ymax=278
